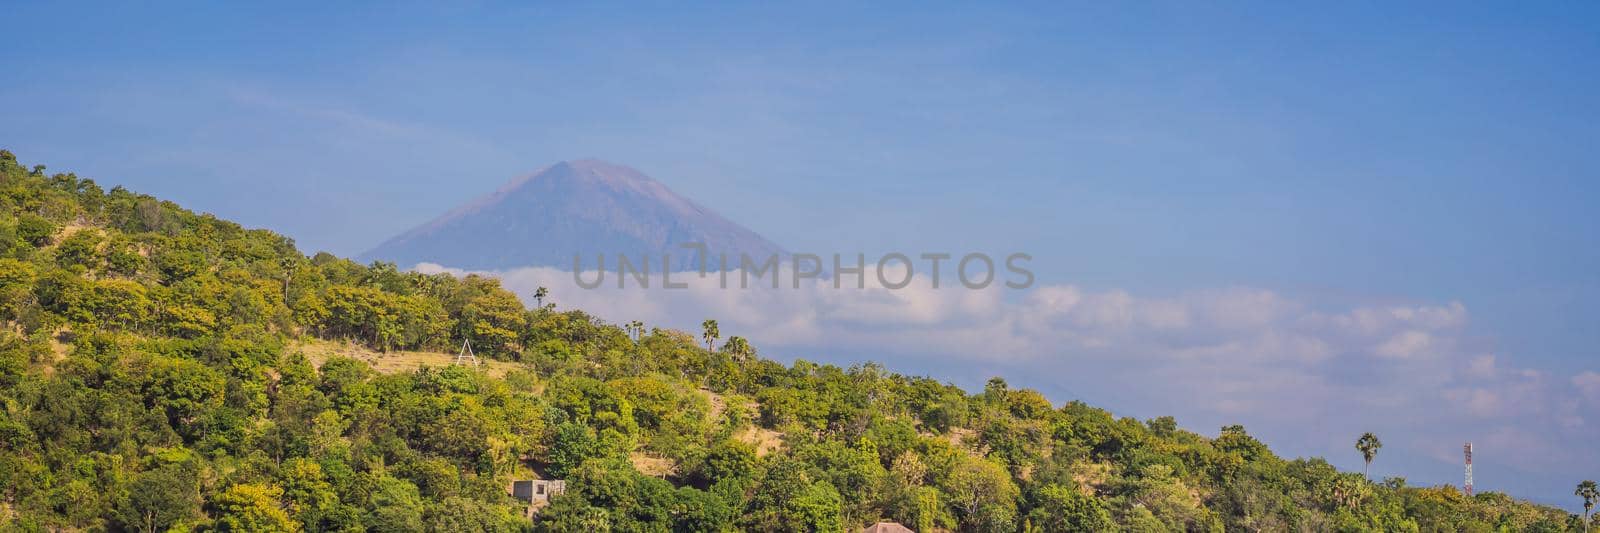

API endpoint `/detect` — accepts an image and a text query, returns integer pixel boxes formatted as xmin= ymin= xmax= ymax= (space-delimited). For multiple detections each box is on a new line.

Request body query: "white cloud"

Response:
xmin=1375 ymin=330 xmax=1434 ymax=359
xmin=1572 ymin=371 xmax=1600 ymax=405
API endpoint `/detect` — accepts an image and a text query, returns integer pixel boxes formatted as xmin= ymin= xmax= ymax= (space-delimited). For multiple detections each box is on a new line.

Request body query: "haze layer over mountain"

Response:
xmin=361 ymin=159 xmax=786 ymax=271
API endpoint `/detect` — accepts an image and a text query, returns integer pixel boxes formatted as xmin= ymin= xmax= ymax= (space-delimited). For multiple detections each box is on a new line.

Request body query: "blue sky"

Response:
xmin=3 ymin=1 xmax=1598 ymax=507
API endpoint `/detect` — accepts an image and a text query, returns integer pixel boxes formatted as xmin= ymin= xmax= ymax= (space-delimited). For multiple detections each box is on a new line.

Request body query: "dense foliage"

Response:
xmin=0 ymin=150 xmax=1581 ymax=532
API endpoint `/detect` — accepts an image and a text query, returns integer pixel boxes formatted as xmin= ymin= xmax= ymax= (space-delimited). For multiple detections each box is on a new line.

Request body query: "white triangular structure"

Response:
xmin=455 ymin=338 xmax=479 ymax=366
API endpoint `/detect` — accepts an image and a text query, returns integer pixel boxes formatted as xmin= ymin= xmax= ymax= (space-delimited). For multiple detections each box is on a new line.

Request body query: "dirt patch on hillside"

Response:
xmin=629 ymin=452 xmax=677 ymax=478
xmin=1072 ymin=462 xmax=1112 ymax=494
xmin=735 ymin=426 xmax=784 ymax=457
xmin=700 ymin=389 xmax=727 ymax=420
xmin=292 ymin=338 xmax=524 ymax=377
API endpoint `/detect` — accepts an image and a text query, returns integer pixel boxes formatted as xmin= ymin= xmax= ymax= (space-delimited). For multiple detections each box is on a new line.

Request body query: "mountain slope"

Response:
xmin=359 ymin=159 xmax=786 ymax=271
xmin=0 ymin=150 xmax=1580 ymax=532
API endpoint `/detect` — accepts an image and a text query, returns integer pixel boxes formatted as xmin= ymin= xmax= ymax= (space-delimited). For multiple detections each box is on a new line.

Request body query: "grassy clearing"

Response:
xmin=735 ymin=426 xmax=785 ymax=457
xmin=291 ymin=338 xmax=526 ymax=377
xmin=629 ymin=452 xmax=678 ymax=478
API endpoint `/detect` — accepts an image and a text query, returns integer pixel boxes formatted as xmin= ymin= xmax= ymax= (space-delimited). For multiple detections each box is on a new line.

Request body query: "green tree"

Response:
xmin=425 ymin=496 xmax=523 ymax=532
xmin=1027 ymin=484 xmax=1113 ymax=532
xmin=214 ymin=483 xmax=299 ymax=532
xmin=280 ymin=458 xmax=338 ymax=531
xmin=788 ymin=481 xmax=845 ymax=533
xmin=538 ymin=493 xmax=612 ymax=532
xmin=92 ymin=279 xmax=151 ymax=329
xmin=144 ymin=356 xmax=226 ymax=431
xmin=15 ymin=213 xmax=55 ymax=246
xmin=548 ymin=422 xmax=605 ymax=478
xmin=673 ymin=486 xmax=734 ymax=532
xmin=54 ymin=228 xmax=102 ymax=270
xmin=368 ymin=476 xmax=425 ymax=532
xmin=943 ymin=456 xmax=1019 ymax=532
xmin=722 ymin=335 xmax=754 ymax=361
xmin=461 ymin=288 xmax=528 ymax=356
xmin=115 ymin=463 xmax=201 ymax=533
xmin=747 ymin=460 xmax=844 ymax=532
xmin=702 ymin=319 xmax=719 ymax=351
xmin=1356 ymin=432 xmax=1382 ymax=478
xmin=693 ymin=439 xmax=758 ymax=487
xmin=1578 ymin=480 xmax=1598 ymax=533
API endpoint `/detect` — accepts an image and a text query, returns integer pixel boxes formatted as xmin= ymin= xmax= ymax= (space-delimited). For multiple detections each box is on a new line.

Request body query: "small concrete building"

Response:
xmin=510 ymin=479 xmax=567 ymax=518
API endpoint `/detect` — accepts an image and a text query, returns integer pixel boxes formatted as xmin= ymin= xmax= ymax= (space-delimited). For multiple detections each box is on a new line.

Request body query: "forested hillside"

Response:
xmin=0 ymin=150 xmax=1580 ymax=532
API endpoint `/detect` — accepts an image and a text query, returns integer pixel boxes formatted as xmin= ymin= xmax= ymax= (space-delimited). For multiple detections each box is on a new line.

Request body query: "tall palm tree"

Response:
xmin=279 ymin=257 xmax=297 ymax=303
xmin=1356 ymin=433 xmax=1382 ymax=478
xmin=701 ymin=319 xmax=719 ymax=351
xmin=534 ymin=286 xmax=549 ymax=307
xmin=1578 ymin=481 xmax=1599 ymax=532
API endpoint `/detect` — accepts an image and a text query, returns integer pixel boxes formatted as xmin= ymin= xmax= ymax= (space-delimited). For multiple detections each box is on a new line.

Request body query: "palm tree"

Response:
xmin=1356 ymin=433 xmax=1382 ymax=478
xmin=722 ymin=336 xmax=753 ymax=361
xmin=701 ymin=319 xmax=719 ymax=351
xmin=629 ymin=320 xmax=645 ymax=341
xmin=534 ymin=286 xmax=549 ymax=307
xmin=1331 ymin=474 xmax=1369 ymax=510
xmin=1578 ymin=481 xmax=1599 ymax=532
xmin=279 ymin=257 xmax=297 ymax=303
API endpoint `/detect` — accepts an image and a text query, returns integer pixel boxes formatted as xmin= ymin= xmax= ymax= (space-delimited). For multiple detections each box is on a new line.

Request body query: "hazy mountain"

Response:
xmin=359 ymin=159 xmax=786 ymax=271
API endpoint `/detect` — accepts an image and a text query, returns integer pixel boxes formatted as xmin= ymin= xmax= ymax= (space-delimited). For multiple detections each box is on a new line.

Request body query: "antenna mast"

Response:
xmin=1463 ymin=442 xmax=1474 ymax=497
